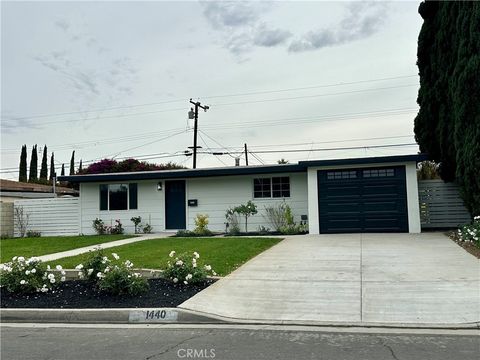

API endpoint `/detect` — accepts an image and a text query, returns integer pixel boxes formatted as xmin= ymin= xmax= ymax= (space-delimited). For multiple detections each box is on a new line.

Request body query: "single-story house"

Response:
xmin=58 ymin=154 xmax=427 ymax=235
xmin=0 ymin=179 xmax=78 ymax=202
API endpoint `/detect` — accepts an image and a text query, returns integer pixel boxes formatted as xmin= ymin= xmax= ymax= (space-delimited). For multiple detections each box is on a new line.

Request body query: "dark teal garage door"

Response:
xmin=318 ymin=166 xmax=408 ymax=233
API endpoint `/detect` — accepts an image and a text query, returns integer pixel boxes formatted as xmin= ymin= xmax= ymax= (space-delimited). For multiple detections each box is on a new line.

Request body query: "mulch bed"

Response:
xmin=0 ymin=278 xmax=215 ymax=309
xmin=452 ymin=240 xmax=480 ymax=259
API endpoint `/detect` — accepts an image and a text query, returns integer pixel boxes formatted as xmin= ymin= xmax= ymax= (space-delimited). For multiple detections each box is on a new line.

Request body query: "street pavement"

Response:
xmin=181 ymin=233 xmax=480 ymax=324
xmin=1 ymin=324 xmax=478 ymax=360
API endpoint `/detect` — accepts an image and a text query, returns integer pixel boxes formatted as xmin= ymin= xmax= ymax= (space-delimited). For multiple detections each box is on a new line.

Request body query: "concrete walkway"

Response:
xmin=36 ymin=233 xmax=170 ymax=262
xmin=180 ymin=233 xmax=480 ymax=325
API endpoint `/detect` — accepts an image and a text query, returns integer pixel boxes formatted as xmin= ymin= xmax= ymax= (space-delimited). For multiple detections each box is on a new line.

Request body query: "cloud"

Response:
xmin=1 ymin=113 xmax=42 ymax=133
xmin=289 ymin=2 xmax=387 ymax=52
xmin=54 ymin=19 xmax=70 ymax=32
xmin=200 ymin=1 xmax=291 ymax=58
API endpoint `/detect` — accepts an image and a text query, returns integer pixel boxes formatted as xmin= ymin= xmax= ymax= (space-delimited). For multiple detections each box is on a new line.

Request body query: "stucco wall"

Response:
xmin=79 ymin=173 xmax=308 ymax=234
xmin=1 ymin=202 xmax=14 ymax=237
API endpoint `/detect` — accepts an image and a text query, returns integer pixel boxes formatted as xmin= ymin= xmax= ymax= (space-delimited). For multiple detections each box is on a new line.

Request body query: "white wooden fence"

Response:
xmin=14 ymin=197 xmax=80 ymax=236
xmin=418 ymin=179 xmax=472 ymax=229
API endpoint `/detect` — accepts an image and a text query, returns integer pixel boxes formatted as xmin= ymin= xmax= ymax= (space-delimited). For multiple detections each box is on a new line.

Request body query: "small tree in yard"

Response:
xmin=14 ymin=206 xmax=29 ymax=237
xmin=234 ymin=201 xmax=257 ymax=233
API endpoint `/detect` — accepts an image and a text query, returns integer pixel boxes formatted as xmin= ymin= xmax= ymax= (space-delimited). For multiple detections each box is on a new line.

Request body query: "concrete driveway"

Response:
xmin=180 ymin=233 xmax=480 ymax=325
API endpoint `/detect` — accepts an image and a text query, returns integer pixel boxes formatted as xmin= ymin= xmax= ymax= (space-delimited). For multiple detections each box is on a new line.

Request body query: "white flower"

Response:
xmin=20 ymin=280 xmax=26 ymax=285
xmin=112 ymin=253 xmax=120 ymax=260
xmin=193 ymin=252 xmax=200 ymax=259
xmin=25 ymin=270 xmax=30 ymax=275
xmin=104 ymin=267 xmax=110 ymax=273
xmin=61 ymin=271 xmax=66 ymax=275
xmin=169 ymin=251 xmax=176 ymax=258
xmin=47 ymin=265 xmax=51 ymax=270
xmin=56 ymin=265 xmax=63 ymax=271
xmin=30 ymin=268 xmax=36 ymax=274
xmin=87 ymin=268 xmax=94 ymax=276
xmin=40 ymin=287 xmax=49 ymax=293
xmin=47 ymin=273 xmax=55 ymax=280
xmin=78 ymin=272 xmax=84 ymax=279
xmin=204 ymin=265 xmax=211 ymax=271
xmin=192 ymin=258 xmax=197 ymax=263
xmin=192 ymin=263 xmax=197 ymax=268
xmin=212 ymin=271 xmax=217 ymax=276
xmin=60 ymin=276 xmax=66 ymax=282
xmin=175 ymin=260 xmax=184 ymax=266
xmin=12 ymin=256 xmax=17 ymax=261
xmin=75 ymin=264 xmax=84 ymax=270
xmin=124 ymin=260 xmax=133 ymax=268
xmin=97 ymin=272 xmax=104 ymax=279
xmin=184 ymin=281 xmax=188 ymax=285
xmin=50 ymin=278 xmax=55 ymax=284
xmin=18 ymin=257 xmax=25 ymax=262
xmin=173 ymin=278 xmax=178 ymax=283
xmin=133 ymin=273 xmax=140 ymax=278
xmin=186 ymin=274 xmax=193 ymax=280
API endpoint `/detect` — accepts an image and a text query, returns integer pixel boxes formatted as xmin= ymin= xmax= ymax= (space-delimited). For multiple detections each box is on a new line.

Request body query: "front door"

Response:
xmin=165 ymin=180 xmax=186 ymax=230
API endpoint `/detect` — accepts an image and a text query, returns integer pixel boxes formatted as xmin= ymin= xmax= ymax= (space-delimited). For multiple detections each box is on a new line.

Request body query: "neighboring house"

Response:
xmin=0 ymin=179 xmax=78 ymax=202
xmin=58 ymin=154 xmax=426 ymax=235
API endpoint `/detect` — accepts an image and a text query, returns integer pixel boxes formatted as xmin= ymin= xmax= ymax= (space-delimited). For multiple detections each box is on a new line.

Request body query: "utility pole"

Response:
xmin=188 ymin=99 xmax=209 ymax=169
xmin=244 ymin=143 xmax=249 ymax=166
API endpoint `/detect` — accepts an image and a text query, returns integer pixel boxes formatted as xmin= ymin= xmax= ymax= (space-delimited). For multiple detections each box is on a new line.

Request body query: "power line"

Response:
xmin=2 ymin=74 xmax=417 ymax=121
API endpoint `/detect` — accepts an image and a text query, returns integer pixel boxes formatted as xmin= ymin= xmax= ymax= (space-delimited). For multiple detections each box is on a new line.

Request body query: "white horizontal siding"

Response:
xmin=80 ymin=181 xmax=164 ymax=235
xmin=14 ymin=198 xmax=80 ymax=236
xmin=186 ymin=173 xmax=308 ymax=232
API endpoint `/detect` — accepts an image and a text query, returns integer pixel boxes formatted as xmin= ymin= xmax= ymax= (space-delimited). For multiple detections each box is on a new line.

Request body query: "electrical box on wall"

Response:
xmin=188 ymin=199 xmax=198 ymax=207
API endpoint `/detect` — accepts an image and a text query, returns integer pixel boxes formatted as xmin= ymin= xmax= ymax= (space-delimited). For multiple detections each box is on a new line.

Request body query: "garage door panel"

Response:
xmin=318 ymin=166 xmax=408 ymax=233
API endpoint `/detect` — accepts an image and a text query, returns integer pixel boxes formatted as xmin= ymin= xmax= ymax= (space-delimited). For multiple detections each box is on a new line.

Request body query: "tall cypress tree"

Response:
xmin=49 ymin=152 xmax=55 ymax=182
xmin=69 ymin=151 xmax=75 ymax=175
xmin=39 ymin=145 xmax=48 ymax=182
xmin=61 ymin=164 xmax=65 ymax=176
xmin=19 ymin=145 xmax=27 ymax=182
xmin=78 ymin=159 xmax=83 ymax=173
xmin=28 ymin=145 xmax=38 ymax=182
xmin=414 ymin=1 xmax=480 ymax=215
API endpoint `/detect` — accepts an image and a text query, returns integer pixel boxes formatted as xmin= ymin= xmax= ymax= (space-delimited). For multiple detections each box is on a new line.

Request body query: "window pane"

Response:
xmin=253 ymin=178 xmax=271 ymax=198
xmin=129 ymin=183 xmax=138 ymax=209
xmin=100 ymin=185 xmax=108 ymax=210
xmin=109 ymin=184 xmax=128 ymax=210
xmin=272 ymin=177 xmax=290 ymax=197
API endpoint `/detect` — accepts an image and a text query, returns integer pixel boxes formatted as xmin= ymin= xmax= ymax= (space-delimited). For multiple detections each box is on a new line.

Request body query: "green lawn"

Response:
xmin=0 ymin=235 xmax=134 ymax=263
xmin=48 ymin=237 xmax=282 ymax=276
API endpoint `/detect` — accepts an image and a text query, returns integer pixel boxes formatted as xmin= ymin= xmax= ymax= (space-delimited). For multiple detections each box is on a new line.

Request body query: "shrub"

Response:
xmin=131 ymin=216 xmax=142 ymax=234
xmin=76 ymin=248 xmax=148 ymax=296
xmin=142 ymin=223 xmax=153 ymax=234
xmin=263 ymin=202 xmax=289 ymax=231
xmin=92 ymin=218 xmax=107 ymax=235
xmin=26 ymin=230 xmax=41 ymax=238
xmin=234 ymin=201 xmax=257 ymax=232
xmin=225 ymin=208 xmax=241 ymax=235
xmin=77 ymin=247 xmax=110 ymax=281
xmin=14 ymin=206 xmax=29 ymax=238
xmin=0 ymin=256 xmax=65 ymax=294
xmin=110 ymin=220 xmax=124 ymax=235
xmin=456 ymin=216 xmax=480 ymax=247
xmin=194 ymin=214 xmax=210 ymax=235
xmin=98 ymin=261 xmax=148 ymax=296
xmin=164 ymin=251 xmax=216 ymax=285
xmin=257 ymin=226 xmax=270 ymax=235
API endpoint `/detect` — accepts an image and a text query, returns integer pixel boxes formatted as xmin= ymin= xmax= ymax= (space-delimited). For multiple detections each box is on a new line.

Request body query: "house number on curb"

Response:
xmin=129 ymin=309 xmax=178 ymax=322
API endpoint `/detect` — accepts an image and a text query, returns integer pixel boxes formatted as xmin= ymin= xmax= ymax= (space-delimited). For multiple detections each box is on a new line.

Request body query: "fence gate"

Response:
xmin=418 ymin=179 xmax=471 ymax=229
xmin=14 ymin=197 xmax=80 ymax=236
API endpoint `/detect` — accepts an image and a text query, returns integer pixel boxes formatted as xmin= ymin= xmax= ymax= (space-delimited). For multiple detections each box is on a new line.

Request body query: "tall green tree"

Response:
xmin=414 ymin=1 xmax=480 ymax=215
xmin=69 ymin=150 xmax=75 ymax=175
xmin=49 ymin=153 xmax=55 ymax=182
xmin=19 ymin=145 xmax=27 ymax=182
xmin=28 ymin=145 xmax=38 ymax=182
xmin=78 ymin=159 xmax=83 ymax=173
xmin=39 ymin=145 xmax=48 ymax=182
xmin=60 ymin=164 xmax=65 ymax=176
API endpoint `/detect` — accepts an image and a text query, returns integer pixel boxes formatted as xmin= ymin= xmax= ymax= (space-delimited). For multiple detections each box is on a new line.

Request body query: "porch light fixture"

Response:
xmin=157 ymin=182 xmax=163 ymax=191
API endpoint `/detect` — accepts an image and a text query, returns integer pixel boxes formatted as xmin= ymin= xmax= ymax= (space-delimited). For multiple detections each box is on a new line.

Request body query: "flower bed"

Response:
xmin=0 ymin=278 xmax=214 ymax=308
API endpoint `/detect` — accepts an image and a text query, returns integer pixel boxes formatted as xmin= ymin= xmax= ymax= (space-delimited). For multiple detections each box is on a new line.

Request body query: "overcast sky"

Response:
xmin=1 ymin=1 xmax=423 ymax=180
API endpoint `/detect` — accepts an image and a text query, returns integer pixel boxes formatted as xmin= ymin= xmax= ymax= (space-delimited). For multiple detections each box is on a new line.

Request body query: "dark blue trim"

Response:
xmin=298 ymin=154 xmax=428 ymax=168
xmin=58 ymin=154 xmax=428 ymax=183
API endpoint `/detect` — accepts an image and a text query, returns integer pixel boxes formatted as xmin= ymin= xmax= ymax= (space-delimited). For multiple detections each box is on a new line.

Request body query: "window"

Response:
xmin=326 ymin=170 xmax=357 ymax=180
xmin=99 ymin=183 xmax=138 ymax=211
xmin=363 ymin=168 xmax=395 ymax=178
xmin=253 ymin=177 xmax=290 ymax=198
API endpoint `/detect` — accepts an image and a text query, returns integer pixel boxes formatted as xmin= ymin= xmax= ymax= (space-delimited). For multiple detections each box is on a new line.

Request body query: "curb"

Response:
xmin=0 ymin=308 xmax=227 ymax=324
xmin=1 ymin=308 xmax=479 ymax=329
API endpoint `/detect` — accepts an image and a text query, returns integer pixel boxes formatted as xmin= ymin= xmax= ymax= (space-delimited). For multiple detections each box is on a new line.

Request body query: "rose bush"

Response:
xmin=164 ymin=251 xmax=216 ymax=285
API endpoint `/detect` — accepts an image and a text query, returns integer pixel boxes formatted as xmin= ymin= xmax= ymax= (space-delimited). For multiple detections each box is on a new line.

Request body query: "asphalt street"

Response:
xmin=1 ymin=324 xmax=478 ymax=360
